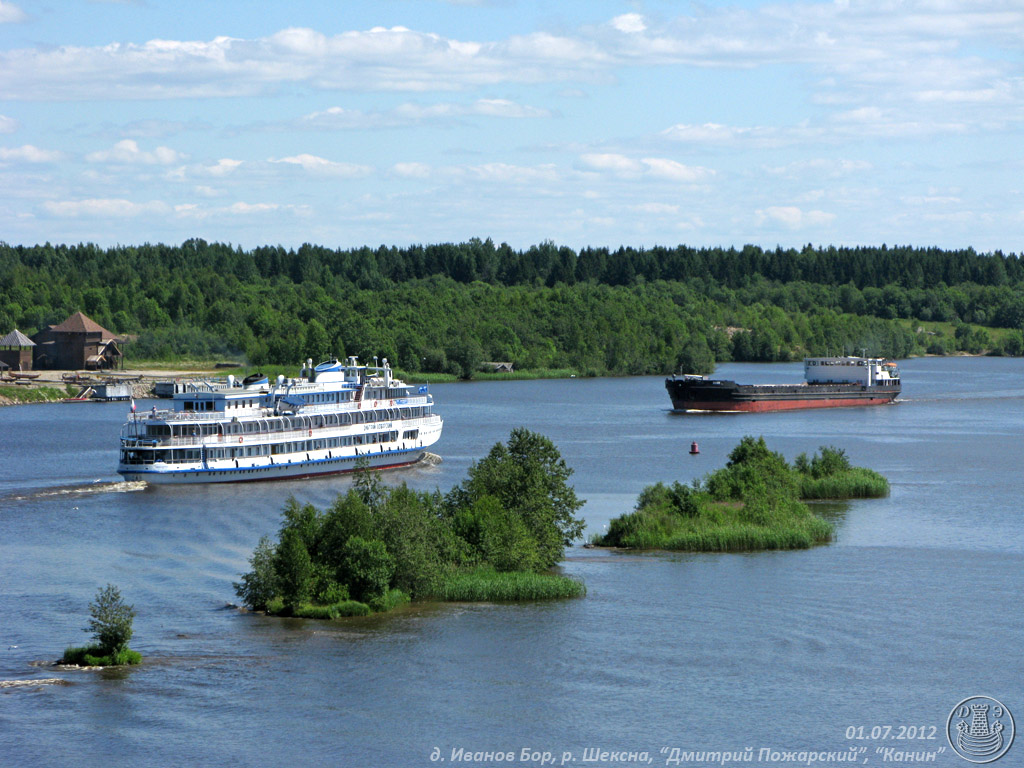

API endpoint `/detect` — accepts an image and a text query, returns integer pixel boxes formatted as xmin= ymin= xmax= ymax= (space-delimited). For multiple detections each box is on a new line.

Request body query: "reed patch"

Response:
xmin=595 ymin=437 xmax=887 ymax=553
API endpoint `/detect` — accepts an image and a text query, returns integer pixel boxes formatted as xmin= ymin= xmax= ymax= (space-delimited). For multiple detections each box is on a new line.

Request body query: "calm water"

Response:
xmin=1 ymin=357 xmax=1022 ymax=768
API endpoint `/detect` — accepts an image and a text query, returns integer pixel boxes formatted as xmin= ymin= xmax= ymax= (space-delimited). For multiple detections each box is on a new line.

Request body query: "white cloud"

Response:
xmin=0 ymin=3 xmax=1019 ymax=136
xmin=392 ymin=162 xmax=432 ymax=179
xmin=269 ymin=154 xmax=372 ymax=177
xmin=837 ymin=107 xmax=886 ymax=124
xmin=466 ymin=162 xmax=559 ymax=184
xmin=0 ymin=144 xmax=62 ymax=162
xmin=43 ymin=198 xmax=169 ymax=217
xmin=641 ymin=157 xmax=712 ymax=183
xmin=579 ymin=153 xmax=643 ymax=175
xmin=631 ymin=202 xmax=680 ymax=215
xmin=86 ymin=139 xmax=183 ymax=165
xmin=227 ymin=202 xmax=280 ymax=214
xmin=763 ymin=158 xmax=872 ymax=178
xmin=194 ymin=185 xmax=223 ymax=198
xmin=204 ymin=158 xmax=243 ymax=177
xmin=901 ymin=194 xmax=962 ymax=206
xmin=390 ymin=159 xmax=563 ymax=185
xmin=662 ymin=123 xmax=745 ymax=143
xmin=0 ymin=24 xmax=601 ymax=101
xmin=301 ymin=98 xmax=550 ymax=129
xmin=0 ymin=114 xmax=17 ymax=133
xmin=470 ymin=99 xmax=550 ymax=118
xmin=579 ymin=153 xmax=712 ymax=183
xmin=756 ymin=206 xmax=836 ymax=229
xmin=170 ymin=201 xmax=310 ymax=221
xmin=611 ymin=14 xmax=646 ymax=34
xmin=119 ymin=118 xmax=211 ymax=138
xmin=0 ymin=2 xmax=26 ymax=23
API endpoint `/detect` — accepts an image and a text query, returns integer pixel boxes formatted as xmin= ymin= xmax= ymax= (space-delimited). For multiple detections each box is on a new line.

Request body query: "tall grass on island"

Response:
xmin=436 ymin=567 xmax=585 ymax=602
xmin=594 ymin=438 xmax=888 ymax=553
xmin=795 ymin=448 xmax=890 ymax=500
xmin=233 ymin=428 xmax=588 ymax=620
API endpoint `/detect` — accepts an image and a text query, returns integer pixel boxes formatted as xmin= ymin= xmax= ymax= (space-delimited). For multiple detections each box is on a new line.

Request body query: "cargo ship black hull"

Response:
xmin=665 ymin=379 xmax=900 ymax=412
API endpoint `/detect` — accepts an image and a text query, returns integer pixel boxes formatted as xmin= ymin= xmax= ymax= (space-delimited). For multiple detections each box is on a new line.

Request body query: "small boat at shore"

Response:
xmin=666 ymin=356 xmax=901 ymax=413
xmin=117 ymin=356 xmax=442 ymax=483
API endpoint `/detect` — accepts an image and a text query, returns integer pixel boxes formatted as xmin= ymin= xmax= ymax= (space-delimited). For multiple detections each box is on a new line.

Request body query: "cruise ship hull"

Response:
xmin=119 ymin=446 xmax=431 ymax=484
xmin=666 ymin=380 xmax=900 ymax=412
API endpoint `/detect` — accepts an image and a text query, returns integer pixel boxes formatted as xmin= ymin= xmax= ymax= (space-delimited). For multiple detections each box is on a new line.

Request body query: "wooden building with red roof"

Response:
xmin=32 ymin=311 xmax=124 ymax=370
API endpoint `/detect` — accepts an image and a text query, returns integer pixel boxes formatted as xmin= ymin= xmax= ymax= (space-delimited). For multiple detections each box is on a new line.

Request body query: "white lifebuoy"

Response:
xmin=238 ymin=437 xmax=243 ymax=443
xmin=308 ymin=429 xmax=312 ymax=437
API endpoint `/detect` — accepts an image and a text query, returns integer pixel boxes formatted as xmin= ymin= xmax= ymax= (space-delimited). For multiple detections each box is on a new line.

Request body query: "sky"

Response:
xmin=1 ymin=0 xmax=1023 ymax=252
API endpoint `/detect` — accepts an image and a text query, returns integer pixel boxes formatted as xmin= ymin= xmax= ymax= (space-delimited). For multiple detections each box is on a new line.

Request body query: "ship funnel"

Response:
xmin=227 ymin=375 xmax=235 ymax=388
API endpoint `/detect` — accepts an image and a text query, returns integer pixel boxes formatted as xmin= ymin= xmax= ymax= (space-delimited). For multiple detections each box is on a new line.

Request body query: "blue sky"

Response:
xmin=1 ymin=0 xmax=1022 ymax=252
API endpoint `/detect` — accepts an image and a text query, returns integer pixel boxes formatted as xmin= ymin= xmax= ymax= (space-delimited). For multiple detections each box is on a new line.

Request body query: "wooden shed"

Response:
xmin=0 ymin=328 xmax=36 ymax=372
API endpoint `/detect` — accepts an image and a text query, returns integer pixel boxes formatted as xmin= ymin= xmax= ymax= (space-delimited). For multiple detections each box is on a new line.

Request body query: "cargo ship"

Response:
xmin=666 ymin=356 xmax=900 ymax=413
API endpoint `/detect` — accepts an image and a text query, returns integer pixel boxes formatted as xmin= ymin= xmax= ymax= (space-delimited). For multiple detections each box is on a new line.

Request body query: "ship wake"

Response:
xmin=5 ymin=480 xmax=147 ymax=502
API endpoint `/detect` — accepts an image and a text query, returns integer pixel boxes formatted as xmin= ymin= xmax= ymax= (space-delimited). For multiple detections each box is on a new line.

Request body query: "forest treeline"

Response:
xmin=2 ymin=239 xmax=1023 ymax=375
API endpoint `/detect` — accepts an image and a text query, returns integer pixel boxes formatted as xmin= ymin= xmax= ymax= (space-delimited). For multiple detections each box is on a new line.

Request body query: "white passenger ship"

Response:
xmin=118 ymin=357 xmax=442 ymax=484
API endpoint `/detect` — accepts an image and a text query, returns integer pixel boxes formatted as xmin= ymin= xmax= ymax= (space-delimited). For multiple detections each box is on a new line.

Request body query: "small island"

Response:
xmin=593 ymin=436 xmax=888 ymax=552
xmin=234 ymin=428 xmax=586 ymax=619
xmin=60 ymin=584 xmax=142 ymax=667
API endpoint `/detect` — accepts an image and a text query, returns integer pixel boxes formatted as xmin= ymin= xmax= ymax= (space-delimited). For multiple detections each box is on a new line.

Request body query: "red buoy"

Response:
xmin=690 ymin=441 xmax=700 ymax=454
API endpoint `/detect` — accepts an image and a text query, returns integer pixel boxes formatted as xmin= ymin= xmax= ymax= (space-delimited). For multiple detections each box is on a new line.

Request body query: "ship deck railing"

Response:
xmin=121 ymin=415 xmax=436 ymax=449
xmin=133 ymin=393 xmax=430 ymax=423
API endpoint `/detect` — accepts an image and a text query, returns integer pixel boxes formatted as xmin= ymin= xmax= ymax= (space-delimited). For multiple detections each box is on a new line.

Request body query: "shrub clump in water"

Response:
xmin=234 ymin=428 xmax=587 ymax=618
xmin=594 ymin=437 xmax=888 ymax=552
xmin=60 ymin=584 xmax=142 ymax=667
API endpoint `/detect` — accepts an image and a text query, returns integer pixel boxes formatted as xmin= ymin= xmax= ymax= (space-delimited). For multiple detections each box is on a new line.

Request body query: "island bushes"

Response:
xmin=794 ymin=446 xmax=889 ymax=499
xmin=234 ymin=428 xmax=586 ymax=618
xmin=594 ymin=437 xmax=888 ymax=552
xmin=60 ymin=584 xmax=142 ymax=667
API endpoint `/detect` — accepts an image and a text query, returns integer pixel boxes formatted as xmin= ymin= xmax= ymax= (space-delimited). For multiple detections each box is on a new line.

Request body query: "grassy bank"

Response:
xmin=60 ymin=644 xmax=142 ymax=667
xmin=260 ymin=570 xmax=585 ymax=614
xmin=434 ymin=567 xmax=586 ymax=601
xmin=0 ymin=385 xmax=73 ymax=404
xmin=798 ymin=467 xmax=889 ymax=499
xmin=121 ymin=360 xmax=581 ymax=384
xmin=594 ymin=438 xmax=888 ymax=553
xmin=597 ymin=492 xmax=834 ymax=552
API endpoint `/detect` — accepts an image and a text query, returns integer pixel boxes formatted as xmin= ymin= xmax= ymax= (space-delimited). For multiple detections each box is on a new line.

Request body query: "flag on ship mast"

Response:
xmin=130 ymin=397 xmax=136 ymax=413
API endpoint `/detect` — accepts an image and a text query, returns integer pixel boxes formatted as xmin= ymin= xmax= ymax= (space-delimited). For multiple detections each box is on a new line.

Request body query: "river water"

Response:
xmin=1 ymin=357 xmax=1021 ymax=767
